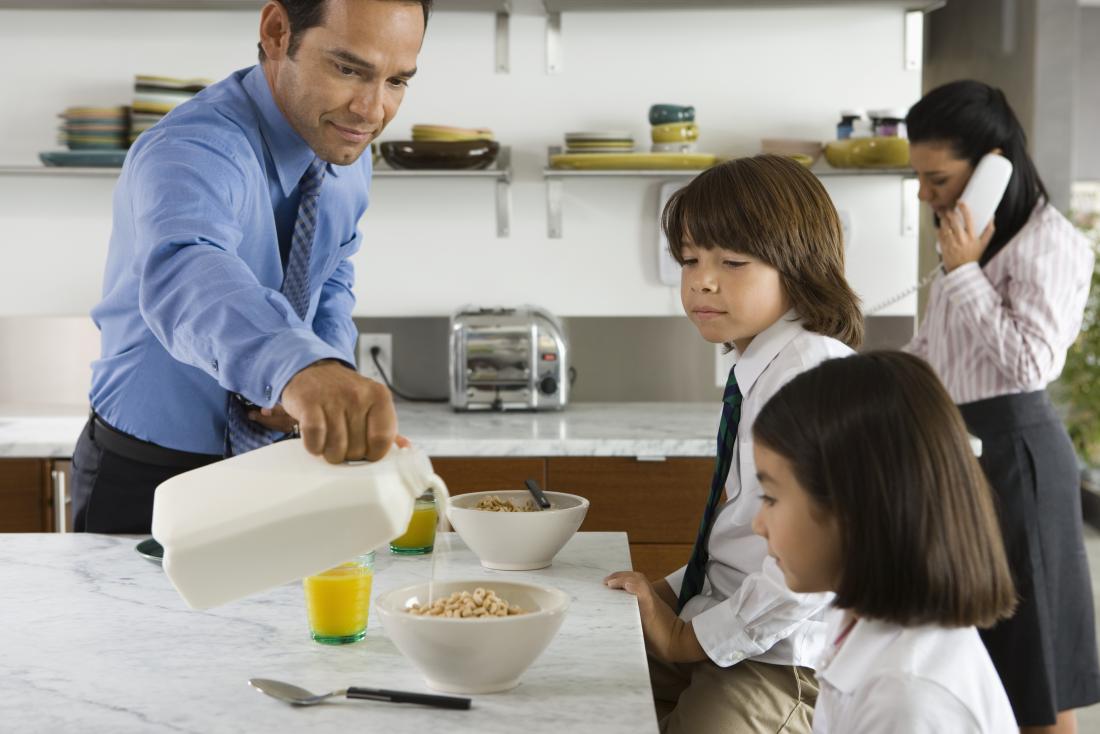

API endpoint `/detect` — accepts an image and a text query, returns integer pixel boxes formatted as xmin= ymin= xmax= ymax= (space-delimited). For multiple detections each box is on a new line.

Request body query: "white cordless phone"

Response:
xmin=866 ymin=153 xmax=1014 ymax=315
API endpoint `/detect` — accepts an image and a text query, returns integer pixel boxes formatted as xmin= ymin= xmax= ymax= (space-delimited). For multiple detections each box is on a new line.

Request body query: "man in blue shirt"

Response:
xmin=73 ymin=0 xmax=432 ymax=533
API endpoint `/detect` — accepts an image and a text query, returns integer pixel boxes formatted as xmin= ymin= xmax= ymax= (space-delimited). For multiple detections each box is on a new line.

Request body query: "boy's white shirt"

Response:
xmin=665 ymin=311 xmax=852 ymax=668
xmin=812 ymin=608 xmax=1018 ymax=733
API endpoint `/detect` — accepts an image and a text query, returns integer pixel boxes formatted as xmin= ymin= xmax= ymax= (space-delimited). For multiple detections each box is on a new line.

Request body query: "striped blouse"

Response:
xmin=906 ymin=203 xmax=1094 ymax=405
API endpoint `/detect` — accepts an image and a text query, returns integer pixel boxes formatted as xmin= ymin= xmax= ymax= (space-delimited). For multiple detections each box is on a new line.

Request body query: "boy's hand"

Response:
xmin=604 ymin=571 xmax=707 ymax=664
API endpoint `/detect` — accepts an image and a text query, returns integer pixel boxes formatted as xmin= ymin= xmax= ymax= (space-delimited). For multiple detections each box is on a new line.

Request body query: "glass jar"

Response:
xmin=389 ymin=490 xmax=438 ymax=555
xmin=302 ymin=550 xmax=374 ymax=645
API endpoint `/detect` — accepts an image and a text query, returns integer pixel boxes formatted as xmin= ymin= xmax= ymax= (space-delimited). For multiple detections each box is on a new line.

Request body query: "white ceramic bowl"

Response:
xmin=446 ymin=490 xmax=589 ymax=571
xmin=376 ymin=579 xmax=570 ymax=693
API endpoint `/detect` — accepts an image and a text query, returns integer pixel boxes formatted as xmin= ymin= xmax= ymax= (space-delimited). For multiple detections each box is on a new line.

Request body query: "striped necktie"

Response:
xmin=677 ymin=365 xmax=742 ymax=611
xmin=225 ymin=158 xmax=328 ymax=457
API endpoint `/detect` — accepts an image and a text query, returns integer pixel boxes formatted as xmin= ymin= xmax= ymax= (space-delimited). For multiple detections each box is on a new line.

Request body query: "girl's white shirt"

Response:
xmin=812 ymin=607 xmax=1018 ymax=733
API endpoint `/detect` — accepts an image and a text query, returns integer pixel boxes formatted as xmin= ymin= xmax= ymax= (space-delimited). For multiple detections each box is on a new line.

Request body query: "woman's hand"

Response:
xmin=939 ymin=201 xmax=996 ymax=272
xmin=604 ymin=571 xmax=707 ymax=663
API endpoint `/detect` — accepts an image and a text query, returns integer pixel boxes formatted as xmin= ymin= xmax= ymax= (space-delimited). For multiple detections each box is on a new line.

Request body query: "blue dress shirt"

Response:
xmin=90 ymin=65 xmax=369 ymax=455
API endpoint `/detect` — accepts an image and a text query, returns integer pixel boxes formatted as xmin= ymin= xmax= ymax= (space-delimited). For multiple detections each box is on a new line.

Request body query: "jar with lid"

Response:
xmin=836 ymin=109 xmax=864 ymax=140
xmin=868 ymin=108 xmax=908 ymax=138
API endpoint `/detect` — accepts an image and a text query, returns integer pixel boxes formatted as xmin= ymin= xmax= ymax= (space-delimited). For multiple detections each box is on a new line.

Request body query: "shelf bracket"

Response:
xmin=547 ymin=177 xmax=564 ymax=238
xmin=496 ymin=147 xmax=512 ymax=237
xmin=546 ymin=10 xmax=563 ymax=74
xmin=495 ymin=9 xmax=510 ymax=74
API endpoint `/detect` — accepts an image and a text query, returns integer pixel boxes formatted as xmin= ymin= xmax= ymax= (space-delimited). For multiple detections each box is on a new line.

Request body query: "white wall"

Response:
xmin=0 ymin=2 xmax=921 ymax=318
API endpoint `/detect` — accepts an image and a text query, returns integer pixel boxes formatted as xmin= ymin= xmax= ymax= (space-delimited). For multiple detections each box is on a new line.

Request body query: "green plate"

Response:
xmin=40 ymin=150 xmax=127 ymax=167
xmin=135 ymin=538 xmax=163 ymax=564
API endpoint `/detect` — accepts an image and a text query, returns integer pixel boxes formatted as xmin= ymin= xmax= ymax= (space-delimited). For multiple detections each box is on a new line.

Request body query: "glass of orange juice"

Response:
xmin=389 ymin=490 xmax=437 ymax=555
xmin=303 ymin=551 xmax=374 ymax=644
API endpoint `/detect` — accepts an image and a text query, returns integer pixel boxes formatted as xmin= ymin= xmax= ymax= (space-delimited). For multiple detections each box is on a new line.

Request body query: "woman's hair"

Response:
xmin=906 ymin=79 xmax=1048 ymax=266
xmin=661 ymin=155 xmax=863 ymax=349
xmin=258 ymin=0 xmax=433 ymax=61
xmin=752 ymin=350 xmax=1017 ymax=629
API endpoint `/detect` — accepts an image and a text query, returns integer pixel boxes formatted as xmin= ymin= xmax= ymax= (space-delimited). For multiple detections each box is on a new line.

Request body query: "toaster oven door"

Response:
xmin=465 ymin=329 xmax=532 ymax=385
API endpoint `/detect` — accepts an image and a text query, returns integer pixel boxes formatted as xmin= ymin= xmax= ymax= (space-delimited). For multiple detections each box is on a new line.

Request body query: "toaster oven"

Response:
xmin=449 ymin=306 xmax=568 ymax=411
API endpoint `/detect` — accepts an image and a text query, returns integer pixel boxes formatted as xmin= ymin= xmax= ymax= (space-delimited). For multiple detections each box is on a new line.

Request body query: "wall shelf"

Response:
xmin=0 ymin=146 xmax=514 ymax=237
xmin=541 ymin=148 xmax=915 ymax=238
xmin=541 ymin=0 xmax=946 ymax=73
xmin=0 ymin=0 xmax=514 ymax=73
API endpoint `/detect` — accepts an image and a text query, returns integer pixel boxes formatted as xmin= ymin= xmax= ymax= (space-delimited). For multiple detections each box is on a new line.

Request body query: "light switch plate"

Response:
xmin=657 ymin=181 xmax=686 ymax=286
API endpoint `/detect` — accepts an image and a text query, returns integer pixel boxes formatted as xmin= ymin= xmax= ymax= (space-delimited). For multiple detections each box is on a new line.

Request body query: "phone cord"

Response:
xmin=863 ymin=263 xmax=943 ymax=316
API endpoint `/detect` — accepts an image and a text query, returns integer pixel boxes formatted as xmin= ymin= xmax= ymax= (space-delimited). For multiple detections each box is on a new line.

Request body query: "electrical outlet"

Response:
xmin=357 ymin=333 xmax=393 ymax=386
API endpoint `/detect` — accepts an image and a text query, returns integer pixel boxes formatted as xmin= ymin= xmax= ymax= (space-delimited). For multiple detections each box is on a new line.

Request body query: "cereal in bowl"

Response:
xmin=406 ymin=587 xmax=527 ymax=618
xmin=474 ymin=495 xmax=539 ymax=512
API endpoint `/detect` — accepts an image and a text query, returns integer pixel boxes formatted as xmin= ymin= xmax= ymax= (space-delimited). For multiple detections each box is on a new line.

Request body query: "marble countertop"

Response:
xmin=0 ymin=532 xmax=658 ymax=734
xmin=0 ymin=402 xmax=718 ymax=459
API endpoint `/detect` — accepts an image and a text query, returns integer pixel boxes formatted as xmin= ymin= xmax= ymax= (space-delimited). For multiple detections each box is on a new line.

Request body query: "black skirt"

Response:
xmin=959 ymin=391 xmax=1100 ymax=725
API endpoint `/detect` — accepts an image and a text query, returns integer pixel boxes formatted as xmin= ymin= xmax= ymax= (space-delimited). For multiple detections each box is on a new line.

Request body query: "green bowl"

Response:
xmin=649 ymin=104 xmax=695 ymax=126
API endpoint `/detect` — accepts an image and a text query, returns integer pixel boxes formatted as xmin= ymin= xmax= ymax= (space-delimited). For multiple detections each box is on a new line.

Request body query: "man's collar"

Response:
xmin=731 ymin=310 xmax=803 ymax=395
xmin=242 ymin=65 xmax=326 ymax=196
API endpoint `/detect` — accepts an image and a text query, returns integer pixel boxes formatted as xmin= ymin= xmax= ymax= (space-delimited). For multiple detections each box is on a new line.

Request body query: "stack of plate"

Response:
xmin=131 ymin=74 xmax=211 ymax=143
xmin=57 ymin=106 xmax=128 ymax=150
xmin=563 ymin=131 xmax=634 ymax=154
xmin=412 ymin=124 xmax=493 ymax=142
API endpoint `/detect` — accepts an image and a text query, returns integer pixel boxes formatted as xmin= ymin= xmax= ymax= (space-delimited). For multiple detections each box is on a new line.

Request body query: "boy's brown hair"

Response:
xmin=662 ymin=154 xmax=863 ymax=348
xmin=752 ymin=351 xmax=1017 ymax=628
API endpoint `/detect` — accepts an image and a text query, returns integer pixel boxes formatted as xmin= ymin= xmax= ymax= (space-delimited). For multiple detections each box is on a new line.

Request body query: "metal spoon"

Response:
xmin=248 ymin=678 xmax=471 ymax=710
xmin=524 ymin=478 xmax=552 ymax=510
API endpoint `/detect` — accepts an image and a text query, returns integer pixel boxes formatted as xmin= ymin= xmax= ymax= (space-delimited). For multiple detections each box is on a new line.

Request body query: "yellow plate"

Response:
xmin=550 ymin=152 xmax=716 ymax=171
xmin=824 ymin=137 xmax=909 ymax=168
xmin=412 ymin=131 xmax=494 ymax=142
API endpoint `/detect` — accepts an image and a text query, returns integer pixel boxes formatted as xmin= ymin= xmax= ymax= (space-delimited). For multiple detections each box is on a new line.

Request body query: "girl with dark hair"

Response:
xmin=905 ymin=80 xmax=1099 ymax=733
xmin=751 ymin=350 xmax=1018 ymax=732
xmin=604 ymin=155 xmax=863 ymax=734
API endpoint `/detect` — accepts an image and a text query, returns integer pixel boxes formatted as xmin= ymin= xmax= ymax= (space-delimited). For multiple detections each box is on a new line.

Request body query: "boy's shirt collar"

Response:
xmin=731 ymin=309 xmax=803 ymax=396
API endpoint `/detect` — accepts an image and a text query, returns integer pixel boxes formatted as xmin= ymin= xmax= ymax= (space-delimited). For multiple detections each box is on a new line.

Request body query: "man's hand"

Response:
xmin=280 ymin=359 xmax=397 ymax=464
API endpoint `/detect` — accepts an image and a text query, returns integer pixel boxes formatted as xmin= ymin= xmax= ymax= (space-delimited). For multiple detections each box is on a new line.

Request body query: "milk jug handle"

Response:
xmin=425 ymin=473 xmax=450 ymax=531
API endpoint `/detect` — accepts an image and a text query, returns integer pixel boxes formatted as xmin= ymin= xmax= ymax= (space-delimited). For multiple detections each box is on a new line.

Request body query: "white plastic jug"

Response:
xmin=151 ymin=439 xmax=447 ymax=610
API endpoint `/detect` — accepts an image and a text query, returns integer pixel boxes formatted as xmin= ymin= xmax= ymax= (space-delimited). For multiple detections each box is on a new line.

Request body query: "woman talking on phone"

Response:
xmin=906 ymin=79 xmax=1099 ymax=733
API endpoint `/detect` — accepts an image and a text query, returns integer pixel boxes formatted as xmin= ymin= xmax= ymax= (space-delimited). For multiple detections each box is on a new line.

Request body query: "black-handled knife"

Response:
xmin=346 ymin=687 xmax=472 ymax=710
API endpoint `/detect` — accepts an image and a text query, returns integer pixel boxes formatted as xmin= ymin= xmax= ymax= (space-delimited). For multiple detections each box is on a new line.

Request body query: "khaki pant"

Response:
xmin=650 ymin=654 xmax=818 ymax=734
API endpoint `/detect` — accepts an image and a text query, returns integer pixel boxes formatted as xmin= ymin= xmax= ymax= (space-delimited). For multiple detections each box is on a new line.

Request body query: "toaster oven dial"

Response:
xmin=539 ymin=375 xmax=558 ymax=395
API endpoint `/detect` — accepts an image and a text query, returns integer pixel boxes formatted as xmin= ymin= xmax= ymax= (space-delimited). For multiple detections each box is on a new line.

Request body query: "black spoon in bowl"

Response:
xmin=524 ymin=479 xmax=552 ymax=510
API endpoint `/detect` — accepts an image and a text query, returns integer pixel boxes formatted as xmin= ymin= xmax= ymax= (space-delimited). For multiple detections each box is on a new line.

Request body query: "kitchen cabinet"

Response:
xmin=430 ymin=455 xmax=712 ymax=579
xmin=0 ymin=458 xmax=70 ymax=532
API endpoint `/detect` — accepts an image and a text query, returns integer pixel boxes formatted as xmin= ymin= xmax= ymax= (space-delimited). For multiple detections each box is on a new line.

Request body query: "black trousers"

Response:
xmin=71 ymin=415 xmax=221 ymax=534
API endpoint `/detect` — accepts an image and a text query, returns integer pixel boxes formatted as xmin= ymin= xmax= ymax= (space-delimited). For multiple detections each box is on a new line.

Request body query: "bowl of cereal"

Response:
xmin=446 ymin=490 xmax=589 ymax=571
xmin=376 ymin=579 xmax=570 ymax=693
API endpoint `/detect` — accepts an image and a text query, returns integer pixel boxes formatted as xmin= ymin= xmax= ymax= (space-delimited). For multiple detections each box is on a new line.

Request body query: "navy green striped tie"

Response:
xmin=225 ymin=158 xmax=327 ymax=457
xmin=677 ymin=365 xmax=742 ymax=611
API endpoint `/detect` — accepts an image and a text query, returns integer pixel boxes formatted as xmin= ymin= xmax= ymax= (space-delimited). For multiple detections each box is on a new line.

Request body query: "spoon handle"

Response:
xmin=524 ymin=479 xmax=552 ymax=509
xmin=346 ymin=687 xmax=472 ymax=710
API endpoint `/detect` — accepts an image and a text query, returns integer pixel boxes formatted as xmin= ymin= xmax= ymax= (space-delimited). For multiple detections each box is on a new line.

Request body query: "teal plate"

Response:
xmin=135 ymin=538 xmax=163 ymax=564
xmin=40 ymin=149 xmax=127 ymax=168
